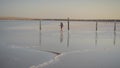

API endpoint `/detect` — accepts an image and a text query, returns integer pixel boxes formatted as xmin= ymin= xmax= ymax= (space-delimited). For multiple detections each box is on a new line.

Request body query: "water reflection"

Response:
xmin=39 ymin=30 xmax=42 ymax=46
xmin=94 ymin=31 xmax=117 ymax=47
xmin=67 ymin=31 xmax=70 ymax=48
xmin=60 ymin=30 xmax=63 ymax=43
xmin=95 ymin=31 xmax=98 ymax=46
xmin=59 ymin=30 xmax=70 ymax=48
xmin=114 ymin=31 xmax=116 ymax=46
xmin=37 ymin=22 xmax=119 ymax=52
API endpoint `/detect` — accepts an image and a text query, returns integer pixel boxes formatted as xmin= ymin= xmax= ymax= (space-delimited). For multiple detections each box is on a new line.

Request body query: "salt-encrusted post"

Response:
xmin=96 ymin=21 xmax=98 ymax=32
xmin=40 ymin=20 xmax=41 ymax=30
xmin=114 ymin=20 xmax=116 ymax=45
xmin=95 ymin=21 xmax=98 ymax=46
xmin=68 ymin=17 xmax=70 ymax=31
xmin=114 ymin=20 xmax=116 ymax=32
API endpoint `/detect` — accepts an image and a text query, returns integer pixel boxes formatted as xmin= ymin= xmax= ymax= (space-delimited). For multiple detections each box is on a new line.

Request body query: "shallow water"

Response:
xmin=0 ymin=20 xmax=120 ymax=68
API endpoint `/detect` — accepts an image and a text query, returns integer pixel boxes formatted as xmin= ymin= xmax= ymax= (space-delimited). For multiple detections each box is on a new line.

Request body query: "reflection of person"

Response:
xmin=60 ymin=30 xmax=63 ymax=43
xmin=60 ymin=22 xmax=64 ymax=31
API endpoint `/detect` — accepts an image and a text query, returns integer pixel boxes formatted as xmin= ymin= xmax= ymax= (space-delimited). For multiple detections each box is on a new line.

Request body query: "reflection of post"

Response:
xmin=67 ymin=31 xmax=70 ymax=48
xmin=39 ymin=20 xmax=42 ymax=46
xmin=39 ymin=30 xmax=42 ymax=46
xmin=95 ymin=30 xmax=98 ymax=46
xmin=60 ymin=30 xmax=63 ymax=43
xmin=114 ymin=30 xmax=116 ymax=46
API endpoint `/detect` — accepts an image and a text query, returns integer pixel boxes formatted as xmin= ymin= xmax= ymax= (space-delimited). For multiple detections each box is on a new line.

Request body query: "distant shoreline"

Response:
xmin=0 ymin=17 xmax=33 ymax=20
xmin=0 ymin=17 xmax=120 ymax=22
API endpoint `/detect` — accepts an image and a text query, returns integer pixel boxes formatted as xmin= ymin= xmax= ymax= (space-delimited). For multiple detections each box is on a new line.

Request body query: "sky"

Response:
xmin=0 ymin=0 xmax=120 ymax=19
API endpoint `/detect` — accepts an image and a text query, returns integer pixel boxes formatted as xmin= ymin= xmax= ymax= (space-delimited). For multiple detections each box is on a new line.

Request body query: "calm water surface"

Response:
xmin=0 ymin=20 xmax=120 ymax=68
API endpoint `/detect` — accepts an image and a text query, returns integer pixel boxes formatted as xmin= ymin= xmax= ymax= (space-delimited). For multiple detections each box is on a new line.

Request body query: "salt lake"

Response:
xmin=0 ymin=20 xmax=120 ymax=68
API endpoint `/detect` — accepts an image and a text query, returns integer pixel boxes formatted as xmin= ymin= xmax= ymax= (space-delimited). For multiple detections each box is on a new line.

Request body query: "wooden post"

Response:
xmin=114 ymin=20 xmax=116 ymax=45
xmin=95 ymin=21 xmax=98 ymax=46
xmin=96 ymin=21 xmax=98 ymax=32
xmin=114 ymin=20 xmax=116 ymax=32
xmin=68 ymin=17 xmax=70 ymax=31
xmin=40 ymin=20 xmax=41 ymax=30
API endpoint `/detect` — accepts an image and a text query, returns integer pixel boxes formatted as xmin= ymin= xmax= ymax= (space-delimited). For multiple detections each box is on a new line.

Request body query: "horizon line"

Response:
xmin=0 ymin=17 xmax=120 ymax=22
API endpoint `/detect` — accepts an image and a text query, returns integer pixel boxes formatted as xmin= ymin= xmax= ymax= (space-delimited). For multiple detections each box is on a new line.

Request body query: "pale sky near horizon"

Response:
xmin=0 ymin=0 xmax=120 ymax=19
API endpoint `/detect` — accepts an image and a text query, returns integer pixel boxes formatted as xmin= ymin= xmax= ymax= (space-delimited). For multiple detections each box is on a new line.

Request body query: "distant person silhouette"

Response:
xmin=60 ymin=22 xmax=64 ymax=31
